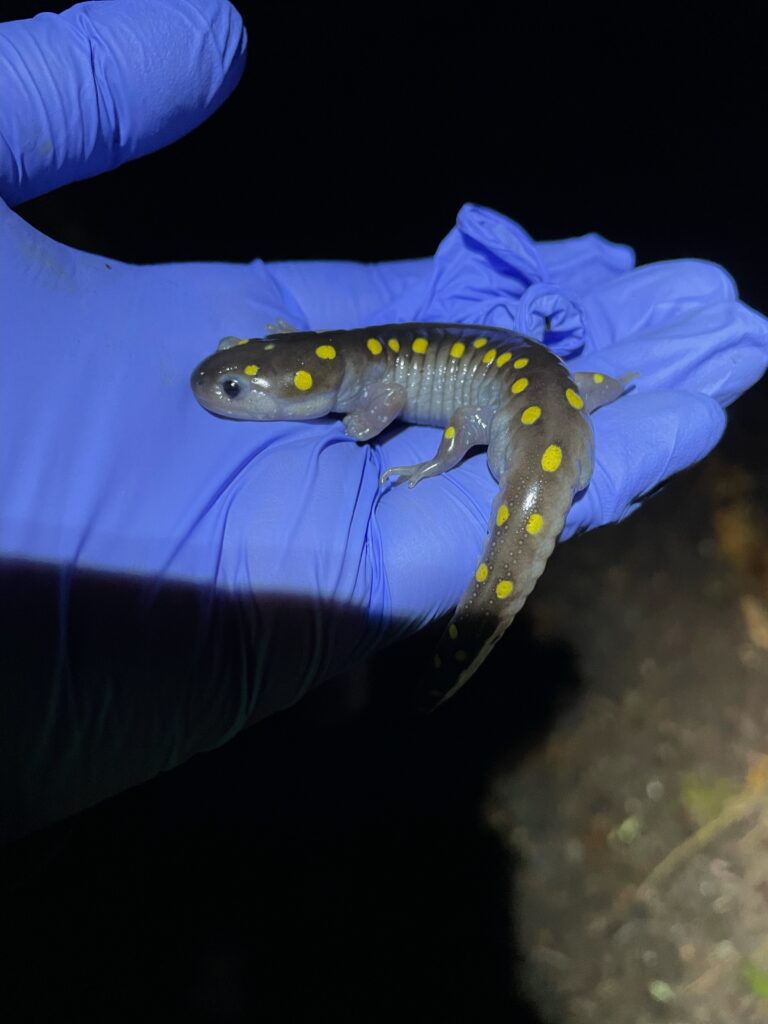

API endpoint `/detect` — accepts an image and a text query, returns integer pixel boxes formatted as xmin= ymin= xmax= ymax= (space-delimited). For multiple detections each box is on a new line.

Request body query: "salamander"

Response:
xmin=191 ymin=322 xmax=632 ymax=709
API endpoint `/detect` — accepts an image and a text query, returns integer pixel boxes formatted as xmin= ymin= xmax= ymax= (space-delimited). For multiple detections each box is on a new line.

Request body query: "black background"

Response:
xmin=3 ymin=3 xmax=767 ymax=1022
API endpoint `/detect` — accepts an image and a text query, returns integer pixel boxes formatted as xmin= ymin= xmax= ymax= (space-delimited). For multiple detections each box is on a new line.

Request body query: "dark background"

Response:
xmin=3 ymin=3 xmax=767 ymax=1022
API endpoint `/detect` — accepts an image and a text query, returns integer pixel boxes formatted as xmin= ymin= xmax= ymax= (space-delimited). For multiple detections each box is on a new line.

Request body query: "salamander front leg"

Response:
xmin=217 ymin=319 xmax=304 ymax=350
xmin=380 ymin=406 xmax=492 ymax=488
xmin=343 ymin=382 xmax=408 ymax=441
xmin=264 ymin=318 xmax=301 ymax=335
xmin=216 ymin=335 xmax=250 ymax=350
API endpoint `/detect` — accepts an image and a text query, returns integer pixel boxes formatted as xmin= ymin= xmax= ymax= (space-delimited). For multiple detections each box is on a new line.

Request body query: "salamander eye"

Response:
xmin=222 ymin=379 xmax=241 ymax=398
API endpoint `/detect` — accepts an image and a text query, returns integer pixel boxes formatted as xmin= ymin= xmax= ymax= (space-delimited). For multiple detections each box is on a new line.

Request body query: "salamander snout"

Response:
xmin=190 ymin=358 xmax=281 ymax=420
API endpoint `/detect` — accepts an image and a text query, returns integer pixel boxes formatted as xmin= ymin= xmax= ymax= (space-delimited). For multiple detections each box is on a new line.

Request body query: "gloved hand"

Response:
xmin=2 ymin=0 xmax=767 ymax=839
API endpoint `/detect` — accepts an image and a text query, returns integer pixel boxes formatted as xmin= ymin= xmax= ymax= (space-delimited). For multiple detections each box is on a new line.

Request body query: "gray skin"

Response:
xmin=191 ymin=322 xmax=631 ymax=709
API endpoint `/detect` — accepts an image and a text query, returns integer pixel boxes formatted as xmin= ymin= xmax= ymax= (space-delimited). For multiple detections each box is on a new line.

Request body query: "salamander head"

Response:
xmin=191 ymin=335 xmax=344 ymax=421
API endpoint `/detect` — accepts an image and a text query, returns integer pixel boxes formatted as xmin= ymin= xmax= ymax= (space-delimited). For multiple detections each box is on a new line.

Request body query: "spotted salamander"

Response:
xmin=191 ymin=323 xmax=631 ymax=709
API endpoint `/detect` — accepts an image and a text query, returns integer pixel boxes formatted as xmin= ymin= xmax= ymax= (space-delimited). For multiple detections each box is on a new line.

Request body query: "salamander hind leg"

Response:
xmin=573 ymin=370 xmax=637 ymax=414
xmin=380 ymin=406 xmax=492 ymax=488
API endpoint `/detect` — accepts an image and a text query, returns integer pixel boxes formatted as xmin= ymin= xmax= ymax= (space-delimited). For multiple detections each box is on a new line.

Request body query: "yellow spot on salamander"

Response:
xmin=482 ymin=348 xmax=497 ymax=364
xmin=496 ymin=579 xmax=514 ymax=599
xmin=526 ymin=513 xmax=544 ymax=535
xmin=264 ymin=343 xmax=276 ymax=350
xmin=448 ymin=623 xmax=459 ymax=640
xmin=511 ymin=377 xmax=529 ymax=395
xmin=316 ymin=344 xmax=336 ymax=359
xmin=496 ymin=504 xmax=509 ymax=527
xmin=388 ymin=338 xmax=400 ymax=353
xmin=455 ymin=650 xmax=468 ymax=663
xmin=367 ymin=337 xmax=383 ymax=356
xmin=566 ymin=387 xmax=584 ymax=409
xmin=521 ymin=405 xmax=542 ymax=425
xmin=237 ymin=338 xmax=249 ymax=346
xmin=294 ymin=370 xmax=313 ymax=391
xmin=593 ymin=373 xmax=605 ymax=383
xmin=434 ymin=654 xmax=442 ymax=669
xmin=472 ymin=337 xmax=488 ymax=348
xmin=449 ymin=342 xmax=466 ymax=359
xmin=541 ymin=444 xmax=563 ymax=472
xmin=412 ymin=337 xmax=429 ymax=355
xmin=513 ymin=357 xmax=529 ymax=369
xmin=444 ymin=426 xmax=456 ymax=440
xmin=244 ymin=364 xmax=259 ymax=376
xmin=475 ymin=562 xmax=489 ymax=583
xmin=496 ymin=352 xmax=512 ymax=367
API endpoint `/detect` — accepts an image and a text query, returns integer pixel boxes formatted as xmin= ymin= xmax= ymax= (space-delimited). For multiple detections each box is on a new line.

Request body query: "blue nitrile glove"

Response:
xmin=3 ymin=0 xmax=768 ymax=837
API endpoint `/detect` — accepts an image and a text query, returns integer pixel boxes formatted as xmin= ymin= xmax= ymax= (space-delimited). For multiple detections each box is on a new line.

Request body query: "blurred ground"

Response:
xmin=484 ymin=380 xmax=768 ymax=1023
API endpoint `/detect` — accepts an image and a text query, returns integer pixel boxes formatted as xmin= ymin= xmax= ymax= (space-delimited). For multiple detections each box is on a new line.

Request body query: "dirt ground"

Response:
xmin=484 ymin=380 xmax=768 ymax=1023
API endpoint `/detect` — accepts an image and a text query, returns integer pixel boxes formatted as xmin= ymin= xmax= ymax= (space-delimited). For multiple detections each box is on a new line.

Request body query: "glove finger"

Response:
xmin=0 ymin=0 xmax=246 ymax=205
xmin=575 ymin=300 xmax=768 ymax=408
xmin=581 ymin=259 xmax=739 ymax=348
xmin=565 ymin=389 xmax=727 ymax=536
